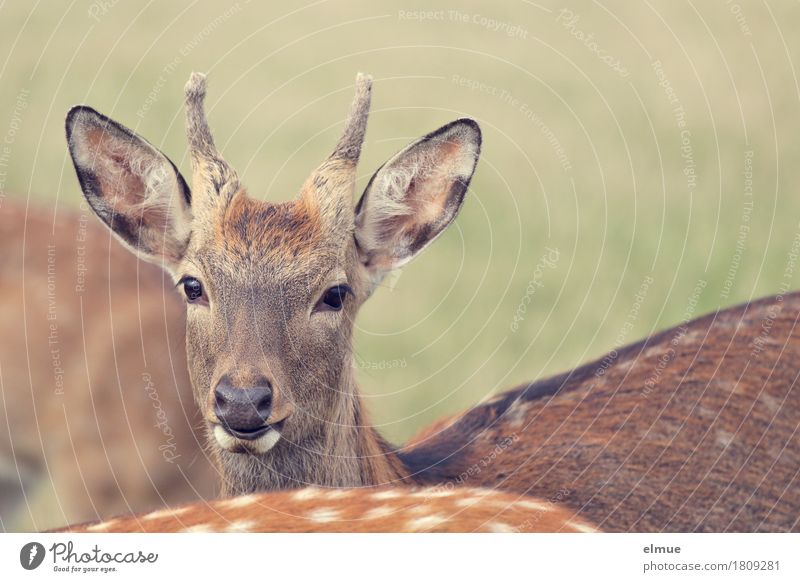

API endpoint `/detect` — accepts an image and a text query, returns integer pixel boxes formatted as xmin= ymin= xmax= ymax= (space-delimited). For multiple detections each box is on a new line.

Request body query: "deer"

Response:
xmin=0 ymin=198 xmax=215 ymax=531
xmin=65 ymin=72 xmax=478 ymax=498
xmin=65 ymin=72 xmax=800 ymax=532
xmin=53 ymin=486 xmax=599 ymax=533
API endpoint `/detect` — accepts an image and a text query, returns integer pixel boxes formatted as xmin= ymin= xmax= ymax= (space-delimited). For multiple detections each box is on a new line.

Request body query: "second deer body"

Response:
xmin=56 ymin=486 xmax=598 ymax=533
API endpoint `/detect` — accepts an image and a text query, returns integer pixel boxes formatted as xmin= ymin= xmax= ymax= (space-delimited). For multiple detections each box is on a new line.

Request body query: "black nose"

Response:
xmin=214 ymin=379 xmax=272 ymax=437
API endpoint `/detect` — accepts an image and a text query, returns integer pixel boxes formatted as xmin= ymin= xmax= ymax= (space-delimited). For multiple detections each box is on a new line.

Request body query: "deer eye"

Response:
xmin=179 ymin=276 xmax=205 ymax=303
xmin=316 ymin=284 xmax=353 ymax=312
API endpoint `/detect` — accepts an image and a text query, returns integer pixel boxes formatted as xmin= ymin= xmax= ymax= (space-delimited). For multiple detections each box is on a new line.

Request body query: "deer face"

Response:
xmin=66 ymin=74 xmax=480 ymax=464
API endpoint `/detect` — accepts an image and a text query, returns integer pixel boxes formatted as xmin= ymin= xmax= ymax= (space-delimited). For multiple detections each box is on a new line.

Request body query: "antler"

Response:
xmin=329 ymin=72 xmax=372 ymax=164
xmin=302 ymin=73 xmax=373 ymax=231
xmin=184 ymin=72 xmax=239 ymax=202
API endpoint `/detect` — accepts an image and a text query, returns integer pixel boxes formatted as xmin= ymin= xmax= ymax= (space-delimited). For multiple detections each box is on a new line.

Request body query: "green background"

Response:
xmin=1 ymin=0 xmax=799 ymax=443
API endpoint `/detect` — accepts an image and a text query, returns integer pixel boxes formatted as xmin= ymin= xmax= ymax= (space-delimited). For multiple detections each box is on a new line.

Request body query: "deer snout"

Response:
xmin=214 ymin=380 xmax=273 ymax=439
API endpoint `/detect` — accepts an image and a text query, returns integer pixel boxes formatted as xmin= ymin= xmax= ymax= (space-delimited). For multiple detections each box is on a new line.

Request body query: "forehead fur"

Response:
xmin=209 ymin=191 xmax=343 ymax=273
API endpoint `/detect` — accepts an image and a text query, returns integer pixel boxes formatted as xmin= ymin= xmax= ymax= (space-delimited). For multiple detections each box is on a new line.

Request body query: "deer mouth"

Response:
xmin=224 ymin=425 xmax=273 ymax=440
xmin=213 ymin=420 xmax=285 ymax=454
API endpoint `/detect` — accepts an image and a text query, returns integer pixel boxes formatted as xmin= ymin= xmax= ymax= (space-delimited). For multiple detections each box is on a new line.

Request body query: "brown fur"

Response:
xmin=216 ymin=192 xmax=327 ymax=265
xmin=175 ymin=185 xmax=410 ymax=495
xmin=53 ymin=486 xmax=598 ymax=533
xmin=0 ymin=199 xmax=214 ymax=531
xmin=401 ymin=293 xmax=800 ymax=532
xmin=66 ymin=73 xmax=481 ymax=501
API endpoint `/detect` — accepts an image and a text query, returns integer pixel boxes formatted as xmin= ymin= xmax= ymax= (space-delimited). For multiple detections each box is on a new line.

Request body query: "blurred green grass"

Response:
xmin=1 ymin=0 xmax=799 ymax=444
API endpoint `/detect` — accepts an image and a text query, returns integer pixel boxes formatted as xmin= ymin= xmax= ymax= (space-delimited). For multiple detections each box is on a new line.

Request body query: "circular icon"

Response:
xmin=20 ymin=542 xmax=46 ymax=570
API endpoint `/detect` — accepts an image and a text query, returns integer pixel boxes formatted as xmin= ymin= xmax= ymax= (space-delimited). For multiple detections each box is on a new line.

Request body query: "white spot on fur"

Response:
xmin=293 ymin=487 xmax=322 ymax=501
xmin=407 ymin=504 xmax=434 ymax=516
xmin=363 ymin=505 xmax=394 ymax=520
xmin=454 ymin=496 xmax=486 ymax=508
xmin=515 ymin=499 xmax=551 ymax=512
xmin=453 ymin=488 xmax=496 ymax=507
xmin=567 ymin=521 xmax=599 ymax=533
xmin=507 ymin=399 xmax=532 ymax=428
xmin=716 ymin=430 xmax=734 ymax=448
xmin=697 ymin=405 xmax=718 ymax=419
xmin=86 ymin=520 xmax=116 ymax=532
xmin=405 ymin=513 xmax=447 ymax=532
xmin=307 ymin=508 xmax=341 ymax=523
xmin=143 ymin=506 xmax=191 ymax=521
xmin=486 ymin=521 xmax=516 ymax=533
xmin=641 ymin=345 xmax=664 ymax=361
xmin=323 ymin=488 xmax=352 ymax=500
xmin=759 ymin=392 xmax=780 ymax=414
xmin=372 ymin=489 xmax=404 ymax=500
xmin=181 ymin=524 xmax=213 ymax=533
xmin=409 ymin=487 xmax=453 ymax=498
xmin=467 ymin=487 xmax=495 ymax=497
xmin=714 ymin=378 xmax=740 ymax=395
xmin=226 ymin=519 xmax=256 ymax=533
xmin=680 ymin=330 xmax=705 ymax=345
xmin=219 ymin=494 xmax=260 ymax=510
xmin=615 ymin=359 xmax=634 ymax=373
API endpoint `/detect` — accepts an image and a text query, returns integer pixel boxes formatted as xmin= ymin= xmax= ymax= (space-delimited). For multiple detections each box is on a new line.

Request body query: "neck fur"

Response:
xmin=216 ymin=365 xmax=409 ymax=496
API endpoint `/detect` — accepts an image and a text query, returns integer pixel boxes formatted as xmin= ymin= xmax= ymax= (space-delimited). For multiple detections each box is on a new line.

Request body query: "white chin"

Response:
xmin=213 ymin=425 xmax=281 ymax=454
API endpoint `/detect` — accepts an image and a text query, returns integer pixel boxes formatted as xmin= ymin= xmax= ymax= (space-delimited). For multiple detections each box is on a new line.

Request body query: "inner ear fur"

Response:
xmin=354 ymin=118 xmax=481 ymax=279
xmin=66 ymin=106 xmax=192 ymax=267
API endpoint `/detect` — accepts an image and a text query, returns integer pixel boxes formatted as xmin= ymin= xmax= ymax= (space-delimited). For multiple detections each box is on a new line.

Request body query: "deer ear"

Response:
xmin=354 ymin=118 xmax=481 ymax=288
xmin=66 ymin=106 xmax=192 ymax=269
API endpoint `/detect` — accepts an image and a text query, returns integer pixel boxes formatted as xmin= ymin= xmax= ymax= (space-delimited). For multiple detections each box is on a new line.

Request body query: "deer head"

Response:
xmin=66 ymin=73 xmax=481 ymax=493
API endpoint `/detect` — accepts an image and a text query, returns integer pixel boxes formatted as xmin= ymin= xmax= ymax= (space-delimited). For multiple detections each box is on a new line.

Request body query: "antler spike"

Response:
xmin=184 ymin=72 xmax=238 ymax=196
xmin=301 ymin=73 xmax=374 ymax=231
xmin=330 ymin=72 xmax=372 ymax=164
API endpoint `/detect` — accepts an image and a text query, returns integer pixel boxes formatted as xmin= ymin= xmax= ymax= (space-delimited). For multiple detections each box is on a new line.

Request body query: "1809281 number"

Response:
xmin=735 ymin=560 xmax=779 ymax=571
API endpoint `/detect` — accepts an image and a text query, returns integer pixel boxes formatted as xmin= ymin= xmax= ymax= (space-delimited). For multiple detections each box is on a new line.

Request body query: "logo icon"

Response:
xmin=20 ymin=542 xmax=46 ymax=570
